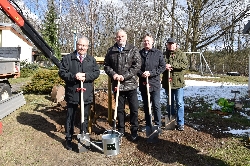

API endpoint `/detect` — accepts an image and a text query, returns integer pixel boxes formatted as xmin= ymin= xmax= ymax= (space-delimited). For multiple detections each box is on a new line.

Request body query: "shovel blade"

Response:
xmin=145 ymin=125 xmax=158 ymax=136
xmin=146 ymin=125 xmax=160 ymax=143
xmin=165 ymin=115 xmax=176 ymax=130
xmin=77 ymin=133 xmax=90 ymax=153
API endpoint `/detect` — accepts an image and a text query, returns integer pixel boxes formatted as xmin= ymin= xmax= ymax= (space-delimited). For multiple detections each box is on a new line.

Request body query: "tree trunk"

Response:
xmin=171 ymin=0 xmax=175 ymax=38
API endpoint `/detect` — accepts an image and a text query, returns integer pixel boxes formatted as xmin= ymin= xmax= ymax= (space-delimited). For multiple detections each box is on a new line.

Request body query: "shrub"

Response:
xmin=23 ymin=69 xmax=65 ymax=94
xmin=20 ymin=60 xmax=40 ymax=78
xmin=47 ymin=65 xmax=59 ymax=70
xmin=217 ymin=98 xmax=235 ymax=113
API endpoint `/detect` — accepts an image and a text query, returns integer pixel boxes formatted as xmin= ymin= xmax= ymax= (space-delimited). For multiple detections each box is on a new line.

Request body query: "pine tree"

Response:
xmin=41 ymin=0 xmax=61 ymax=60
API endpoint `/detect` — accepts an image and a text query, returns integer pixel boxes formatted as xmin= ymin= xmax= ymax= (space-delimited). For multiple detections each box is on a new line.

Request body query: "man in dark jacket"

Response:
xmin=59 ymin=37 xmax=100 ymax=150
xmin=162 ymin=38 xmax=188 ymax=131
xmin=137 ymin=34 xmax=166 ymax=130
xmin=104 ymin=29 xmax=141 ymax=141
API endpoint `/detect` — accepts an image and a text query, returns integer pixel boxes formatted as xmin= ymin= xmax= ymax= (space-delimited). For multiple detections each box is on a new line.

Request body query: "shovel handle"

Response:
xmin=146 ymin=77 xmax=152 ymax=115
xmin=114 ymin=80 xmax=120 ymax=124
xmin=81 ymin=81 xmax=84 ymax=125
xmin=168 ymin=70 xmax=171 ymax=106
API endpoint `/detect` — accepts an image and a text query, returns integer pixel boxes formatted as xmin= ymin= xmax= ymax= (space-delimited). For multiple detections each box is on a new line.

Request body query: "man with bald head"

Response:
xmin=104 ymin=29 xmax=141 ymax=141
xmin=59 ymin=37 xmax=100 ymax=150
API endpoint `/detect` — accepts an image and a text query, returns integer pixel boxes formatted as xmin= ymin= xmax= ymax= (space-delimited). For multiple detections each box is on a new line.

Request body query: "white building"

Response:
xmin=0 ymin=23 xmax=33 ymax=62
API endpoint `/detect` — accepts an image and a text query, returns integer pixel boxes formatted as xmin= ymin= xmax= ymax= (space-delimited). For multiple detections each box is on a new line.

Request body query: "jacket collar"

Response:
xmin=112 ymin=43 xmax=133 ymax=52
xmin=70 ymin=51 xmax=78 ymax=60
xmin=70 ymin=51 xmax=90 ymax=61
xmin=139 ymin=47 xmax=157 ymax=55
xmin=140 ymin=47 xmax=156 ymax=52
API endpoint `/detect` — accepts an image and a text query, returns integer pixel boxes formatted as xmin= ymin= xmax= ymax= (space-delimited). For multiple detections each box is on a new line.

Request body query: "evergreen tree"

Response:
xmin=41 ymin=0 xmax=61 ymax=60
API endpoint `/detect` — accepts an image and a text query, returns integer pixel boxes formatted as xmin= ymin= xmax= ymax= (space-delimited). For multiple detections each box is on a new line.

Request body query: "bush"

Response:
xmin=20 ymin=60 xmax=40 ymax=78
xmin=47 ymin=65 xmax=59 ymax=70
xmin=23 ymin=69 xmax=65 ymax=94
xmin=217 ymin=98 xmax=234 ymax=113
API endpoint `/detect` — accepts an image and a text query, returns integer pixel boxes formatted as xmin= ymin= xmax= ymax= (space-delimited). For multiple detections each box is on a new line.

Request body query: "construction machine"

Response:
xmin=0 ymin=0 xmax=60 ymax=68
xmin=0 ymin=0 xmax=61 ymax=119
xmin=0 ymin=47 xmax=20 ymax=101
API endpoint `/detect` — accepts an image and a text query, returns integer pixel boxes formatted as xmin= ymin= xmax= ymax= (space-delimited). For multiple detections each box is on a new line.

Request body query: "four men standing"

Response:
xmin=59 ymin=29 xmax=188 ymax=150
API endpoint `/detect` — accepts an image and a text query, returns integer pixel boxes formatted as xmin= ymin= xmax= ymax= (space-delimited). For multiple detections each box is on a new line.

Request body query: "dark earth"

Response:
xmin=43 ymin=89 xmax=249 ymax=165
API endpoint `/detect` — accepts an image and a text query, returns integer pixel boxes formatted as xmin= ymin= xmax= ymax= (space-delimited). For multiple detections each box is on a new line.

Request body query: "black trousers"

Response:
xmin=65 ymin=102 xmax=90 ymax=141
xmin=115 ymin=89 xmax=139 ymax=135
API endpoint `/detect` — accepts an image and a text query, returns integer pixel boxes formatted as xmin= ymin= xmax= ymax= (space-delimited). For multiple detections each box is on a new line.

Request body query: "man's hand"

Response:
xmin=76 ymin=72 xmax=86 ymax=81
xmin=166 ymin=64 xmax=173 ymax=71
xmin=113 ymin=74 xmax=119 ymax=80
xmin=113 ymin=74 xmax=124 ymax=81
xmin=79 ymin=77 xmax=86 ymax=82
xmin=119 ymin=75 xmax=124 ymax=81
xmin=142 ymin=71 xmax=150 ymax=78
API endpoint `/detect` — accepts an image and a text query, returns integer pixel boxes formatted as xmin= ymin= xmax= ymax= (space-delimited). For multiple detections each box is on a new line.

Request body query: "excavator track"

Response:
xmin=0 ymin=92 xmax=26 ymax=119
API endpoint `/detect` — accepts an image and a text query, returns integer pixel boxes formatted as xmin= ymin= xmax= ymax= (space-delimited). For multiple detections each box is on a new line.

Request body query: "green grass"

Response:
xmin=209 ymin=138 xmax=250 ymax=165
xmin=185 ymin=74 xmax=248 ymax=84
xmin=8 ymin=77 xmax=32 ymax=84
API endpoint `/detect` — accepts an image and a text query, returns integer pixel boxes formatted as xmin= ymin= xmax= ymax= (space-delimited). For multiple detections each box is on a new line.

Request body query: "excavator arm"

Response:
xmin=0 ymin=0 xmax=60 ymax=68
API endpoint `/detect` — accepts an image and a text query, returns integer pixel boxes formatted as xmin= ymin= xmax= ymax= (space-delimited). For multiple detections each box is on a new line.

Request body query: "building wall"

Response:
xmin=1 ymin=27 xmax=33 ymax=62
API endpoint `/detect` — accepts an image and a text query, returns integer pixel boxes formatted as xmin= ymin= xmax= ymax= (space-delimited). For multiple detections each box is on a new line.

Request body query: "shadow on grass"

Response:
xmin=16 ymin=112 xmax=65 ymax=145
xmin=136 ymin=137 xmax=228 ymax=166
xmin=32 ymin=100 xmax=109 ymax=134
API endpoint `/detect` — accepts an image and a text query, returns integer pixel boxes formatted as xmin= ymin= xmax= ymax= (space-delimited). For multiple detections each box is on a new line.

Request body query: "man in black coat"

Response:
xmin=137 ymin=34 xmax=166 ymax=131
xmin=104 ymin=29 xmax=141 ymax=141
xmin=59 ymin=37 xmax=100 ymax=150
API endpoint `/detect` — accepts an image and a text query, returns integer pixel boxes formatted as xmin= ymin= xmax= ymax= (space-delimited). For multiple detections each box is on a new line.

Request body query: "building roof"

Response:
xmin=0 ymin=24 xmax=33 ymax=47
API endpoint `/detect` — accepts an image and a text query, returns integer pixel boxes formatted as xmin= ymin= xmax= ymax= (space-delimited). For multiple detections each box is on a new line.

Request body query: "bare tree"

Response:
xmin=163 ymin=0 xmax=250 ymax=70
xmin=3 ymin=0 xmax=250 ymax=75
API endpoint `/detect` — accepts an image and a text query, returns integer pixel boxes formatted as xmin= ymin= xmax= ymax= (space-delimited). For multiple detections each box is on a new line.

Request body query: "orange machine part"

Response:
xmin=0 ymin=0 xmax=24 ymax=27
xmin=0 ymin=122 xmax=2 ymax=134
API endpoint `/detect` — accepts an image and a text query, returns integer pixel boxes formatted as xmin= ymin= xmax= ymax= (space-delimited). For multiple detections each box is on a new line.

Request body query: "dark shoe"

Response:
xmin=66 ymin=140 xmax=73 ymax=150
xmin=177 ymin=125 xmax=184 ymax=131
xmin=118 ymin=129 xmax=125 ymax=135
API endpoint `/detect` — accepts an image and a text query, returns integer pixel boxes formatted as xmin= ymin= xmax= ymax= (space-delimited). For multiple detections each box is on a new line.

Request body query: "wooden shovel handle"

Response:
xmin=146 ymin=77 xmax=152 ymax=115
xmin=168 ymin=70 xmax=171 ymax=106
xmin=81 ymin=81 xmax=84 ymax=124
xmin=114 ymin=80 xmax=120 ymax=120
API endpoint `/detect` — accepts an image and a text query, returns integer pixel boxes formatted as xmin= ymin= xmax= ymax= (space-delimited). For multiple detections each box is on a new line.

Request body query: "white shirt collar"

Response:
xmin=77 ymin=52 xmax=86 ymax=60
